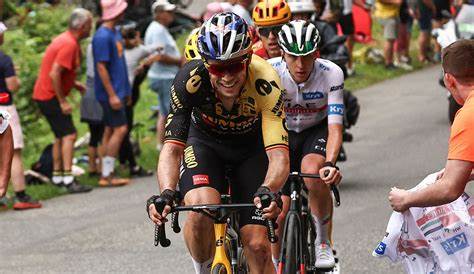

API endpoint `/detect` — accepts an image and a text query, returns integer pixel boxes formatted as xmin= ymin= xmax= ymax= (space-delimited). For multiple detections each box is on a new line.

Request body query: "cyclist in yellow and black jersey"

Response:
xmin=147 ymin=12 xmax=289 ymax=274
xmin=165 ymin=55 xmax=287 ymax=148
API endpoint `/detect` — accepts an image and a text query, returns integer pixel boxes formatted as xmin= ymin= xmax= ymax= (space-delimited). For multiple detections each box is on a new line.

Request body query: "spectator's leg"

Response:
xmin=61 ymin=132 xmax=77 ymax=186
xmin=52 ymin=138 xmax=63 ymax=185
xmin=11 ymin=149 xmax=26 ymax=192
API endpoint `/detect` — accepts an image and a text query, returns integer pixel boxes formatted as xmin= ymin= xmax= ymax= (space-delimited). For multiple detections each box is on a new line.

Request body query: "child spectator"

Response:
xmin=375 ymin=0 xmax=402 ymax=69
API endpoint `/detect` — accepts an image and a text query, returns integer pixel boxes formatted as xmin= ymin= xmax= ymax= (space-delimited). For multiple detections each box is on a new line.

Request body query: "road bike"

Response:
xmin=153 ymin=193 xmax=277 ymax=274
xmin=278 ymin=172 xmax=341 ymax=274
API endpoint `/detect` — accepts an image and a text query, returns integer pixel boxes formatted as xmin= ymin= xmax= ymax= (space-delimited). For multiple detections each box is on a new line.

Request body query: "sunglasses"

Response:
xmin=206 ymin=59 xmax=248 ymax=77
xmin=258 ymin=25 xmax=283 ymax=38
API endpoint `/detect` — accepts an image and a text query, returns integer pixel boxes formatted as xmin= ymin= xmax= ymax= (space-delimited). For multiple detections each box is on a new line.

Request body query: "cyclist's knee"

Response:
xmin=241 ymin=226 xmax=271 ymax=259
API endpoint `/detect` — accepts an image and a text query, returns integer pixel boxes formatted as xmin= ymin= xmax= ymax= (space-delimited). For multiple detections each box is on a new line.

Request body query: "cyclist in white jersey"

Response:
xmin=268 ymin=20 xmax=344 ymax=269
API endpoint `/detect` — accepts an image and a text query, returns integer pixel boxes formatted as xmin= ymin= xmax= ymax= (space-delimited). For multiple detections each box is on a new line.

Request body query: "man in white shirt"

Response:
xmin=0 ymin=110 xmax=13 ymax=197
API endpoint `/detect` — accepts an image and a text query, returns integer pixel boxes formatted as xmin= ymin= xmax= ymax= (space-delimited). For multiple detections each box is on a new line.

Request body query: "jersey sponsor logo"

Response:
xmin=302 ymin=92 xmax=324 ymax=100
xmin=285 ymin=104 xmax=327 ymax=114
xmin=200 ymin=113 xmax=259 ymax=133
xmin=165 ymin=114 xmax=174 ymax=128
xmin=441 ymin=232 xmax=469 ymax=255
xmin=251 ymin=208 xmax=265 ymax=221
xmin=255 ymin=79 xmax=280 ymax=96
xmin=374 ymin=242 xmax=387 ymax=255
xmin=319 ymin=63 xmax=330 ymax=71
xmin=184 ymin=146 xmax=198 ymax=168
xmin=328 ymin=104 xmax=344 ymax=116
xmin=186 ymin=68 xmax=202 ymax=94
xmin=271 ymin=92 xmax=284 ymax=116
xmin=170 ymin=88 xmax=183 ymax=110
xmin=330 ymin=83 xmax=344 ymax=92
xmin=192 ymin=174 xmax=209 ymax=185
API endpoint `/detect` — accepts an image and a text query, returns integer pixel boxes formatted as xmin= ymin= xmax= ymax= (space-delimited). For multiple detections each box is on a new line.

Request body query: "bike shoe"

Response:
xmin=315 ymin=243 xmax=336 ymax=269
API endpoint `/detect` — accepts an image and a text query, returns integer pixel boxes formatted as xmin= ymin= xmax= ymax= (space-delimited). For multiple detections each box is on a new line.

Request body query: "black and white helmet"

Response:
xmin=278 ymin=20 xmax=321 ymax=56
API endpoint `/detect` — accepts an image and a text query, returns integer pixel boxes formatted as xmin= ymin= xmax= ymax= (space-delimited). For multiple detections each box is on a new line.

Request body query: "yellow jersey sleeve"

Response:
xmin=248 ymin=55 xmax=289 ymax=150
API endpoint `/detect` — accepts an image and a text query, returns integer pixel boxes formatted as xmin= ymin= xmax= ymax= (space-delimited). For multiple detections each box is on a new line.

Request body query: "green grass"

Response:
xmin=2 ymin=16 xmax=433 ymax=208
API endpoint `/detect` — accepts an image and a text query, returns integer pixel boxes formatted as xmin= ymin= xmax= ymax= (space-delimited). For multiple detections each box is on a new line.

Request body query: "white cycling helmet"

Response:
xmin=287 ymin=0 xmax=316 ymax=14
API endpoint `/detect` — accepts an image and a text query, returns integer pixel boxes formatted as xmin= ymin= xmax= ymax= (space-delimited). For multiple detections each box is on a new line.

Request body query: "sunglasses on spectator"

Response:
xmin=258 ymin=25 xmax=283 ymax=38
xmin=205 ymin=58 xmax=249 ymax=77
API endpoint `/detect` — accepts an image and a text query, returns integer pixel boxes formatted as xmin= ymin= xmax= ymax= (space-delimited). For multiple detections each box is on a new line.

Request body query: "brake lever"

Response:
xmin=260 ymin=194 xmax=278 ymax=243
xmin=324 ymin=169 xmax=341 ymax=207
xmin=153 ymin=197 xmax=171 ymax=247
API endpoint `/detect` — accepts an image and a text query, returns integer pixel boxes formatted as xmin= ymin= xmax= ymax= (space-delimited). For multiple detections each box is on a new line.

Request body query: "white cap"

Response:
xmin=0 ymin=22 xmax=7 ymax=34
xmin=151 ymin=0 xmax=176 ymax=14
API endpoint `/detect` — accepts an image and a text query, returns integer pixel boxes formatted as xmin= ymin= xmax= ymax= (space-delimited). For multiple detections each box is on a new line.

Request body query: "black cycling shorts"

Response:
xmin=178 ymin=124 xmax=269 ymax=228
xmin=36 ymin=98 xmax=76 ymax=138
xmin=339 ymin=13 xmax=355 ymax=35
xmin=282 ymin=123 xmax=328 ymax=196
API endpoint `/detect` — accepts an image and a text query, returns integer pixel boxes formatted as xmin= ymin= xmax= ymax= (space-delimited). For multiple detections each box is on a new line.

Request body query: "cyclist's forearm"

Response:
xmin=326 ymin=124 xmax=343 ymax=164
xmin=263 ymin=148 xmax=289 ymax=192
xmin=157 ymin=142 xmax=184 ymax=191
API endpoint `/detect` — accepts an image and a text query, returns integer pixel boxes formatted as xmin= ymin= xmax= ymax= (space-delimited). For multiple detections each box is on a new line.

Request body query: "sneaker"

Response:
xmin=315 ymin=243 xmax=335 ymax=269
xmin=66 ymin=180 xmax=93 ymax=194
xmin=394 ymin=61 xmax=413 ymax=71
xmin=130 ymin=166 xmax=153 ymax=177
xmin=13 ymin=194 xmax=42 ymax=210
xmin=385 ymin=63 xmax=397 ymax=70
xmin=99 ymin=176 xmax=129 ymax=187
xmin=346 ymin=66 xmax=355 ymax=77
xmin=0 ymin=196 xmax=8 ymax=210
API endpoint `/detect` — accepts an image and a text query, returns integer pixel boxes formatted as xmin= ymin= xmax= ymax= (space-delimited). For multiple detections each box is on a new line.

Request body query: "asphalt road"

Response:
xmin=2 ymin=66 xmax=471 ymax=274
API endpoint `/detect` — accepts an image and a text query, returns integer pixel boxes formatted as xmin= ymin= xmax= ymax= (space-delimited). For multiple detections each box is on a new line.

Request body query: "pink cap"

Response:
xmin=101 ymin=0 xmax=128 ymax=21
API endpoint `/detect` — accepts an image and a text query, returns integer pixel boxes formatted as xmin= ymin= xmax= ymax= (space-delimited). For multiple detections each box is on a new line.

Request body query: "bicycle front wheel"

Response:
xmin=281 ymin=214 xmax=299 ymax=274
xmin=211 ymin=263 xmax=228 ymax=274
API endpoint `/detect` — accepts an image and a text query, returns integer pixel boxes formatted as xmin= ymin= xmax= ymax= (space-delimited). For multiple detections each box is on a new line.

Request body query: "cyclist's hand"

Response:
xmin=320 ymin=162 xmax=342 ymax=185
xmin=388 ymin=187 xmax=410 ymax=212
xmin=59 ymin=100 xmax=72 ymax=115
xmin=109 ymin=95 xmax=123 ymax=110
xmin=146 ymin=189 xmax=176 ymax=225
xmin=253 ymin=186 xmax=282 ymax=219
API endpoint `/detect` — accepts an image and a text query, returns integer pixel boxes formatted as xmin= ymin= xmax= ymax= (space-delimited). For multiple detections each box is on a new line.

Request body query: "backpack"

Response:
xmin=343 ymin=90 xmax=360 ymax=129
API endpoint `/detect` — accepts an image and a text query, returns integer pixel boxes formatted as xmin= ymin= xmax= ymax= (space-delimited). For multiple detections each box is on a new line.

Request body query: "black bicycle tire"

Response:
xmin=211 ymin=263 xmax=227 ymax=274
xmin=306 ymin=214 xmax=317 ymax=273
xmin=283 ymin=214 xmax=299 ymax=274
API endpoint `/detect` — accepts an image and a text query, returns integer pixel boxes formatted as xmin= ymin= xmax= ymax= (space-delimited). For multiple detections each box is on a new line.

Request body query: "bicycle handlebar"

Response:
xmin=290 ymin=172 xmax=341 ymax=207
xmin=153 ymin=201 xmax=277 ymax=247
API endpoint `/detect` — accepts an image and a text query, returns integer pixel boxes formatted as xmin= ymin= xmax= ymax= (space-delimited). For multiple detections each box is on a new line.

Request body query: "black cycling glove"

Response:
xmin=253 ymin=186 xmax=283 ymax=210
xmin=146 ymin=189 xmax=177 ymax=219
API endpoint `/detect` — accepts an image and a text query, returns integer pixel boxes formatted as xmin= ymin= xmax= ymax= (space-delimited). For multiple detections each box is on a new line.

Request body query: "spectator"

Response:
xmin=389 ymin=40 xmax=474 ymax=211
xmin=202 ymin=1 xmax=233 ymax=21
xmin=33 ymin=9 xmax=93 ymax=194
xmin=144 ymin=0 xmax=182 ymax=151
xmin=80 ymin=42 xmax=104 ymax=177
xmin=375 ymin=0 xmax=402 ymax=69
xmin=431 ymin=0 xmax=450 ymax=62
xmin=117 ymin=21 xmax=157 ymax=177
xmin=230 ymin=0 xmax=255 ymax=25
xmin=394 ymin=0 xmax=414 ymax=70
xmin=288 ymin=0 xmax=316 ymax=20
xmin=0 ymin=22 xmax=41 ymax=209
xmin=252 ymin=0 xmax=291 ymax=60
xmin=339 ymin=0 xmax=356 ymax=75
xmin=93 ymin=0 xmax=131 ymax=186
xmin=0 ymin=110 xmax=13 ymax=199
xmin=416 ymin=0 xmax=436 ymax=63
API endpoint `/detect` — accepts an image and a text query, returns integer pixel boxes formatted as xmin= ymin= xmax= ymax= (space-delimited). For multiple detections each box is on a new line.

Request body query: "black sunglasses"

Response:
xmin=258 ymin=25 xmax=283 ymax=38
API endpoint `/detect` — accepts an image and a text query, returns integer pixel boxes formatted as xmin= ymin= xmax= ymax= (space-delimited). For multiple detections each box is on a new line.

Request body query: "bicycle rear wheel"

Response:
xmin=211 ymin=263 xmax=227 ymax=274
xmin=281 ymin=214 xmax=299 ymax=274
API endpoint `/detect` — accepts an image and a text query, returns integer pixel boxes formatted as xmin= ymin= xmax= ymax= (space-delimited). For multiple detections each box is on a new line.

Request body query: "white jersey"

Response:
xmin=374 ymin=172 xmax=474 ymax=273
xmin=268 ymin=57 xmax=345 ymax=133
xmin=0 ymin=110 xmax=10 ymax=134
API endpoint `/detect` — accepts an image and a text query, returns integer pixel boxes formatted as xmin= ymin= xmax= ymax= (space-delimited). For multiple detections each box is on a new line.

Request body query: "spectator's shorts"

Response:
xmin=178 ymin=124 xmax=269 ymax=228
xmin=433 ymin=0 xmax=450 ymax=21
xmin=99 ymin=100 xmax=128 ymax=128
xmin=379 ymin=17 xmax=400 ymax=40
xmin=282 ymin=122 xmax=328 ymax=196
xmin=418 ymin=7 xmax=433 ymax=32
xmin=339 ymin=13 xmax=355 ymax=35
xmin=149 ymin=78 xmax=173 ymax=117
xmin=36 ymin=98 xmax=76 ymax=139
xmin=0 ymin=105 xmax=24 ymax=149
